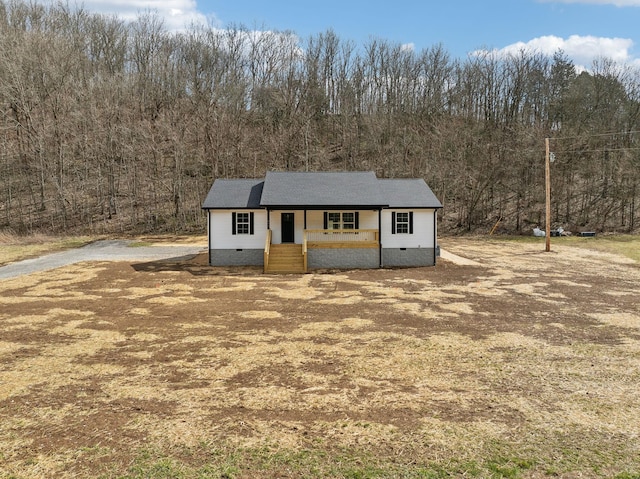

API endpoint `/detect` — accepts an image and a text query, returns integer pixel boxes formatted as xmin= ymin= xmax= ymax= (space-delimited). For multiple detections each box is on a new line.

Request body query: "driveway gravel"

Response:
xmin=0 ymin=240 xmax=205 ymax=280
xmin=0 ymin=239 xmax=473 ymax=281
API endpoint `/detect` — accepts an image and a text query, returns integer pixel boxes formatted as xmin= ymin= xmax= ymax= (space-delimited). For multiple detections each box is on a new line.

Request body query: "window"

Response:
xmin=324 ymin=212 xmax=359 ymax=230
xmin=328 ymin=212 xmax=341 ymax=230
xmin=396 ymin=212 xmax=409 ymax=234
xmin=232 ymin=212 xmax=254 ymax=235
xmin=391 ymin=211 xmax=413 ymax=234
xmin=236 ymin=213 xmax=250 ymax=234
xmin=342 ymin=212 xmax=355 ymax=230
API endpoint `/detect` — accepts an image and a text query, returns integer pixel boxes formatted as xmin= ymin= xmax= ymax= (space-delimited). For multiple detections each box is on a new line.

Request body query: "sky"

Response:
xmin=40 ymin=0 xmax=640 ymax=68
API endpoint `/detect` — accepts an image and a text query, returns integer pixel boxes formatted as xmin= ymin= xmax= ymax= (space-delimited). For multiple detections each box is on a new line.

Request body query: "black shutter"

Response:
xmin=391 ymin=212 xmax=396 ymax=234
xmin=354 ymin=212 xmax=359 ymax=229
xmin=323 ymin=212 xmax=328 ymax=230
xmin=409 ymin=212 xmax=414 ymax=234
xmin=232 ymin=212 xmax=236 ymax=235
xmin=249 ymin=212 xmax=255 ymax=235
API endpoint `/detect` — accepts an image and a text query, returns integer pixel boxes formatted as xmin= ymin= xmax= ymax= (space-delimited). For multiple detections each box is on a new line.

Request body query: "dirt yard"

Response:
xmin=0 ymin=237 xmax=639 ymax=478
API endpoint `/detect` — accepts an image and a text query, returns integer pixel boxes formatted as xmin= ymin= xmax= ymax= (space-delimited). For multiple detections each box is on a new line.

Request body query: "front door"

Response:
xmin=281 ymin=213 xmax=295 ymax=243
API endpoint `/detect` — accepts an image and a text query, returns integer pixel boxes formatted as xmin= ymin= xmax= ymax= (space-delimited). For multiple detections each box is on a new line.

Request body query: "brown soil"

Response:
xmin=0 ymin=238 xmax=639 ymax=477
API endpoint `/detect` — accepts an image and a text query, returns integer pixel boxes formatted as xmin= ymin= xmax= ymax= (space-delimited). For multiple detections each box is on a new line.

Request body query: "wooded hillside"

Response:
xmin=1 ymin=1 xmax=639 ymax=235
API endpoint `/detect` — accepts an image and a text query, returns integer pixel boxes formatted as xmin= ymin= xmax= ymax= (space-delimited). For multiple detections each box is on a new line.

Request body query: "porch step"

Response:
xmin=265 ymin=244 xmax=305 ymax=273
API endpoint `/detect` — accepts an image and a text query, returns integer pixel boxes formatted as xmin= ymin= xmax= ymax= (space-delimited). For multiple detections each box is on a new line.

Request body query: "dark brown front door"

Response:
xmin=281 ymin=213 xmax=295 ymax=243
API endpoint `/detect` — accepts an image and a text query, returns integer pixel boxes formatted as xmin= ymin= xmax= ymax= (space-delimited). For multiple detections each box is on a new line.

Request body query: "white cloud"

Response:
xmin=540 ymin=0 xmax=640 ymax=5
xmin=474 ymin=35 xmax=638 ymax=69
xmin=42 ymin=0 xmax=215 ymax=31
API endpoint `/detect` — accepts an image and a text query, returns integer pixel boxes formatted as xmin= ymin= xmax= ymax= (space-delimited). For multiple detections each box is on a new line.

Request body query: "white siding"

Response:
xmin=209 ymin=210 xmax=267 ymax=249
xmin=207 ymin=208 xmax=437 ymax=251
xmin=305 ymin=210 xmax=324 ymax=230
xmin=380 ymin=209 xmax=436 ymax=249
xmin=358 ymin=210 xmax=380 ymax=229
xmin=270 ymin=210 xmax=305 ymax=244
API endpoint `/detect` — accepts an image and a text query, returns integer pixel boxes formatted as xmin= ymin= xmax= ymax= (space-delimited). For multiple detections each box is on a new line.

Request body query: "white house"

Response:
xmin=202 ymin=171 xmax=443 ymax=273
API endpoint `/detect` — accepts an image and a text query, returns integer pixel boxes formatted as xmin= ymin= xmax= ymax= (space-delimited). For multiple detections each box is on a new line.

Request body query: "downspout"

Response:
xmin=433 ymin=209 xmax=438 ymax=265
xmin=378 ymin=207 xmax=383 ymax=268
xmin=208 ymin=210 xmax=212 ymax=265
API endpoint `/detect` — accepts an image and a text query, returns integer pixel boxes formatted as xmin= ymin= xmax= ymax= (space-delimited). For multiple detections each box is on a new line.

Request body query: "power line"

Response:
xmin=484 ymin=145 xmax=640 ymax=155
xmin=548 ymin=130 xmax=640 ymax=141
xmin=555 ymin=146 xmax=640 ymax=154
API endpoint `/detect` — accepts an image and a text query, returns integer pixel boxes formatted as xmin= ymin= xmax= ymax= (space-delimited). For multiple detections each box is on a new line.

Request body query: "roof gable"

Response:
xmin=202 ymin=179 xmax=264 ymax=209
xmin=259 ymin=171 xmax=387 ymax=208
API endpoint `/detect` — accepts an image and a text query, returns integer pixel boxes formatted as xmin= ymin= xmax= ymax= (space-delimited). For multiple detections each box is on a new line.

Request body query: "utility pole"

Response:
xmin=545 ymin=138 xmax=551 ymax=252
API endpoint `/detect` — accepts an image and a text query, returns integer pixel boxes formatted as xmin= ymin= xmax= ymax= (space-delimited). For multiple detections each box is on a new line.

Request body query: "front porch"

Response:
xmin=264 ymin=229 xmax=380 ymax=273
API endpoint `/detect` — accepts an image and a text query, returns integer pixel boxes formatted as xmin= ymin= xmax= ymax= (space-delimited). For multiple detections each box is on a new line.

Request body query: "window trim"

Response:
xmin=396 ymin=212 xmax=410 ymax=234
xmin=232 ymin=211 xmax=255 ymax=235
xmin=391 ymin=211 xmax=414 ymax=234
xmin=323 ymin=211 xmax=359 ymax=230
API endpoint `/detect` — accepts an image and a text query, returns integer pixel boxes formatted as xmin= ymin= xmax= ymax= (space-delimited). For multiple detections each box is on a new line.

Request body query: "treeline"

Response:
xmin=1 ymin=1 xmax=639 ymax=235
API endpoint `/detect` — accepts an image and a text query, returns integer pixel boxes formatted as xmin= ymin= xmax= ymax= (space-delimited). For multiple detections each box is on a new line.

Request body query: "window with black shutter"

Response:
xmin=393 ymin=212 xmax=413 ymax=234
xmin=232 ymin=212 xmax=254 ymax=235
xmin=324 ymin=212 xmax=358 ymax=229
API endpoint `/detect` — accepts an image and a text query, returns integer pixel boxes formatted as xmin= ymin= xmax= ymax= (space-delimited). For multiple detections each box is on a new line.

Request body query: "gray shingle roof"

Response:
xmin=379 ymin=179 xmax=443 ymax=208
xmin=201 ymin=179 xmax=264 ymax=209
xmin=259 ymin=171 xmax=386 ymax=207
xmin=202 ymin=172 xmax=442 ymax=209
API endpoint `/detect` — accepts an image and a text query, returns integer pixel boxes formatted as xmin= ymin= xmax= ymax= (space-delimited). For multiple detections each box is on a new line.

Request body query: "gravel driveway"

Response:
xmin=0 ymin=240 xmax=205 ymax=280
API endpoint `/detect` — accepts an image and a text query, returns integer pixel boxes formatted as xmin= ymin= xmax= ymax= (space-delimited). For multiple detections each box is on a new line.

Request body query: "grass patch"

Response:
xmin=100 ymin=444 xmax=545 ymax=479
xmin=580 ymin=234 xmax=640 ymax=262
xmin=467 ymin=233 xmax=640 ymax=263
xmin=543 ymin=234 xmax=640 ymax=262
xmin=128 ymin=241 xmax=154 ymax=248
xmin=135 ymin=234 xmax=207 ymax=245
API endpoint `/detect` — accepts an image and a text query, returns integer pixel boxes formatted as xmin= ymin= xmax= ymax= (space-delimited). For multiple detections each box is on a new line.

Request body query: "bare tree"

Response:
xmin=0 ymin=0 xmax=638 ymax=235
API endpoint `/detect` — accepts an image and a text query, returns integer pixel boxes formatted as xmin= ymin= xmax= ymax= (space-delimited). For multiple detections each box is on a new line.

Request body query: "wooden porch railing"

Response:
xmin=304 ymin=229 xmax=379 ymax=248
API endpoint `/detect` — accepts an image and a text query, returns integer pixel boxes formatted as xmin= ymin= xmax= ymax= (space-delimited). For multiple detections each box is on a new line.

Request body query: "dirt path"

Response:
xmin=0 ymin=240 xmax=205 ymax=280
xmin=438 ymin=248 xmax=482 ymax=266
